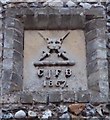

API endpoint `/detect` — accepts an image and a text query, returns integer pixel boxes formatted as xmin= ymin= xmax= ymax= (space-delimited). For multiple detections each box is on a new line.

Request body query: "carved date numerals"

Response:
xmin=37 ymin=69 xmax=72 ymax=78
xmin=43 ymin=80 xmax=68 ymax=88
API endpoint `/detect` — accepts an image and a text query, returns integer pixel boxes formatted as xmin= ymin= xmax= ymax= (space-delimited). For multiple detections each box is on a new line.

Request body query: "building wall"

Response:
xmin=0 ymin=1 xmax=110 ymax=119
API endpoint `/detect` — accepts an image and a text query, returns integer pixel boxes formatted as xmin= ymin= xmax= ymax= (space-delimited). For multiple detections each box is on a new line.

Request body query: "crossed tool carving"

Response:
xmin=38 ymin=32 xmax=70 ymax=61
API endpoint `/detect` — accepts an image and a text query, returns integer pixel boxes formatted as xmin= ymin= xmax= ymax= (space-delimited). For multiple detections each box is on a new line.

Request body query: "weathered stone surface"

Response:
xmin=13 ymin=41 xmax=23 ymax=54
xmin=13 ymin=50 xmax=23 ymax=62
xmin=11 ymin=72 xmax=23 ymax=87
xmin=87 ymin=38 xmax=106 ymax=55
xmin=88 ymin=69 xmax=109 ymax=103
xmin=90 ymin=91 xmax=109 ymax=103
xmin=5 ymin=17 xmax=23 ymax=33
xmin=85 ymin=19 xmax=106 ymax=32
xmin=88 ymin=70 xmax=108 ymax=88
xmin=24 ymin=12 xmax=85 ymax=30
xmin=3 ymin=49 xmax=14 ymax=58
xmin=49 ymin=91 xmax=61 ymax=103
xmin=86 ymin=29 xmax=106 ymax=42
xmin=2 ymin=93 xmax=20 ymax=104
xmin=62 ymin=91 xmax=75 ymax=102
xmin=77 ymin=91 xmax=91 ymax=103
xmin=3 ymin=58 xmax=13 ymax=69
xmin=85 ymin=7 xmax=106 ymax=19
xmin=32 ymin=91 xmax=47 ymax=103
xmin=2 ymin=17 xmax=24 ymax=93
xmin=47 ymin=14 xmax=61 ymax=30
xmin=24 ymin=30 xmax=87 ymax=92
xmin=13 ymin=61 xmax=23 ymax=77
xmin=87 ymin=59 xmax=108 ymax=75
xmin=2 ymin=74 xmax=23 ymax=92
xmin=87 ymin=49 xmax=107 ymax=63
xmin=4 ymin=34 xmax=23 ymax=49
xmin=20 ymin=92 xmax=33 ymax=103
xmin=1 ymin=2 xmax=109 ymax=106
xmin=2 ymin=70 xmax=12 ymax=83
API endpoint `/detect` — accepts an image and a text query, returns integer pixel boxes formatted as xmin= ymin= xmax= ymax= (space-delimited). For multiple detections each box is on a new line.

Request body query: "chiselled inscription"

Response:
xmin=33 ymin=32 xmax=74 ymax=89
xmin=37 ymin=69 xmax=72 ymax=79
xmin=37 ymin=69 xmax=72 ymax=88
xmin=24 ymin=30 xmax=88 ymax=92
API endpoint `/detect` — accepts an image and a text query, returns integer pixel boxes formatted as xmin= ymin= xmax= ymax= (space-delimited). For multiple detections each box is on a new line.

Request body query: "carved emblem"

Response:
xmin=38 ymin=32 xmax=70 ymax=61
xmin=34 ymin=32 xmax=75 ymax=67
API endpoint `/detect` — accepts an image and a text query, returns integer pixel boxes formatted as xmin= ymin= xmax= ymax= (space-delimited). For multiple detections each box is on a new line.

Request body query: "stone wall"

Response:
xmin=0 ymin=0 xmax=107 ymax=4
xmin=0 ymin=1 xmax=110 ymax=120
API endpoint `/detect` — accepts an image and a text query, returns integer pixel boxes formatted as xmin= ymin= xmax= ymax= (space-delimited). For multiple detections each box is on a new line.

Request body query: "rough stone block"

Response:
xmin=4 ymin=27 xmax=23 ymax=48
xmin=88 ymin=68 xmax=109 ymax=103
xmin=2 ymin=93 xmax=20 ymax=104
xmin=13 ymin=30 xmax=23 ymax=43
xmin=86 ymin=29 xmax=106 ymax=42
xmin=2 ymin=69 xmax=23 ymax=92
xmin=60 ymin=14 xmax=71 ymax=29
xmin=2 ymin=81 xmax=20 ymax=93
xmin=3 ymin=49 xmax=23 ymax=69
xmin=99 ymin=80 xmax=109 ymax=94
xmin=87 ymin=38 xmax=106 ymax=55
xmin=0 ymin=31 xmax=3 ymax=41
xmin=24 ymin=8 xmax=85 ymax=30
xmin=62 ymin=91 xmax=75 ymax=102
xmin=2 ymin=70 xmax=12 ymax=83
xmin=32 ymin=91 xmax=47 ymax=103
xmin=88 ymin=70 xmax=108 ymax=88
xmin=60 ymin=8 xmax=71 ymax=15
xmin=11 ymin=72 xmax=23 ymax=89
xmin=4 ymin=31 xmax=14 ymax=48
xmin=0 ymin=46 xmax=2 ymax=58
xmin=49 ymin=91 xmax=61 ymax=103
xmin=87 ymin=59 xmax=108 ymax=75
xmin=86 ymin=19 xmax=106 ymax=32
xmin=3 ymin=49 xmax=14 ymax=58
xmin=13 ymin=61 xmax=23 ymax=77
xmin=70 ymin=15 xmax=85 ymax=29
xmin=90 ymin=91 xmax=108 ymax=103
xmin=76 ymin=90 xmax=90 ymax=103
xmin=3 ymin=58 xmax=13 ymax=70
xmin=0 ymin=20 xmax=2 ymax=29
xmin=85 ymin=8 xmax=106 ymax=19
xmin=13 ymin=50 xmax=23 ymax=63
xmin=87 ymin=49 xmax=107 ymax=63
xmin=5 ymin=17 xmax=23 ymax=33
xmin=36 ymin=14 xmax=48 ymax=29
xmin=47 ymin=14 xmax=61 ymax=30
xmin=20 ymin=92 xmax=33 ymax=104
xmin=13 ymin=40 xmax=23 ymax=54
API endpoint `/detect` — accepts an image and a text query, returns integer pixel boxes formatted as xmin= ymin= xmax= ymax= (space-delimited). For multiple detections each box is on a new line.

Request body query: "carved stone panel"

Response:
xmin=23 ymin=30 xmax=87 ymax=92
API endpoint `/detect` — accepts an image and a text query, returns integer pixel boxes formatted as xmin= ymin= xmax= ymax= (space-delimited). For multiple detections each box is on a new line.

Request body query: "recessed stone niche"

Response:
xmin=24 ymin=30 xmax=87 ymax=92
xmin=2 ymin=6 xmax=109 ymax=103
